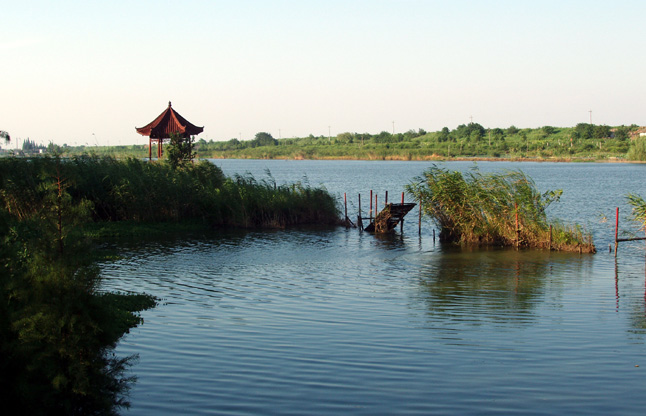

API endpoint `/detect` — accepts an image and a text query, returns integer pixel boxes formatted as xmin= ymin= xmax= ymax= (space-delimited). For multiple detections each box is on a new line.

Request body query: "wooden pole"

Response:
xmin=358 ymin=193 xmax=362 ymax=217
xmin=418 ymin=200 xmax=422 ymax=235
xmin=149 ymin=138 xmax=152 ymax=160
xmin=385 ymin=191 xmax=388 ymax=206
xmin=344 ymin=193 xmax=348 ymax=228
xmin=400 ymin=192 xmax=405 ymax=232
xmin=615 ymin=207 xmax=619 ymax=257
xmin=370 ymin=190 xmax=373 ymax=221
xmin=358 ymin=193 xmax=363 ymax=230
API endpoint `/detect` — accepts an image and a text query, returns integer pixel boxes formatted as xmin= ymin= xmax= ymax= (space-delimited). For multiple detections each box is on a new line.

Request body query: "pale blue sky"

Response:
xmin=2 ymin=0 xmax=645 ymax=146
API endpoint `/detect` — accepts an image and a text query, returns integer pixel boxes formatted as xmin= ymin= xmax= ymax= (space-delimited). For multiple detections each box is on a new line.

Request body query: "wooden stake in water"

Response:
xmin=358 ymin=193 xmax=363 ymax=230
xmin=344 ymin=193 xmax=348 ymax=228
xmin=418 ymin=200 xmax=422 ymax=235
xmin=385 ymin=191 xmax=388 ymax=206
xmin=615 ymin=207 xmax=619 ymax=257
xmin=370 ymin=190 xmax=373 ymax=222
xmin=400 ymin=192 xmax=405 ymax=232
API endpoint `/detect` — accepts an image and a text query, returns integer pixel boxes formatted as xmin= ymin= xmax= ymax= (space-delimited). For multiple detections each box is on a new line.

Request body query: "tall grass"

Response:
xmin=405 ymin=166 xmax=595 ymax=252
xmin=0 ymin=155 xmax=340 ymax=229
xmin=627 ymin=137 xmax=646 ymax=161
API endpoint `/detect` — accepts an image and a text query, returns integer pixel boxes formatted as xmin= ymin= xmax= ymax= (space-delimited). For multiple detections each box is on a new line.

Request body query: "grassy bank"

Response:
xmin=406 ymin=166 xmax=596 ymax=253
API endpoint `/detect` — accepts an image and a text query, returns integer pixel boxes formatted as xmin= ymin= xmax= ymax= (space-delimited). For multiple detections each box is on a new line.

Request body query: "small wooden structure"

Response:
xmin=136 ymin=101 xmax=203 ymax=160
xmin=363 ymin=202 xmax=417 ymax=233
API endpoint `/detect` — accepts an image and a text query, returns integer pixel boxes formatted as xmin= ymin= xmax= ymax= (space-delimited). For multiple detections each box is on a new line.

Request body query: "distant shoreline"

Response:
xmin=204 ymin=155 xmax=643 ymax=164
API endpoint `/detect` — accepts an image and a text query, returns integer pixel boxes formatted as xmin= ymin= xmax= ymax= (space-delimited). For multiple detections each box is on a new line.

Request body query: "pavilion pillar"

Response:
xmin=149 ymin=138 xmax=152 ymax=160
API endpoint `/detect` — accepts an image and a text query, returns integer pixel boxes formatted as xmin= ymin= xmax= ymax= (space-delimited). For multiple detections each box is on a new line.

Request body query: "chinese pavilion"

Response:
xmin=136 ymin=101 xmax=203 ymax=160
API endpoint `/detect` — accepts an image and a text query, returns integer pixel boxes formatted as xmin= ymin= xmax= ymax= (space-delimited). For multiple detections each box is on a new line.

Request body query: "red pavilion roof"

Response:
xmin=136 ymin=101 xmax=203 ymax=138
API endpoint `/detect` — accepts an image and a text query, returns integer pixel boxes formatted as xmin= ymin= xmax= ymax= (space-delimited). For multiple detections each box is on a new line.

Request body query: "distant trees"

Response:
xmin=22 ymin=138 xmax=44 ymax=152
xmin=437 ymin=127 xmax=450 ymax=142
xmin=571 ymin=123 xmax=612 ymax=140
xmin=453 ymin=123 xmax=485 ymax=141
xmin=251 ymin=132 xmax=277 ymax=147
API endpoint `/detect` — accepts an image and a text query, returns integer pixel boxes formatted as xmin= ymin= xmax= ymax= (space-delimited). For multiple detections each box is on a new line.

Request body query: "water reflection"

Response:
xmin=416 ymin=247 xmax=594 ymax=325
xmin=614 ymin=256 xmax=646 ymax=332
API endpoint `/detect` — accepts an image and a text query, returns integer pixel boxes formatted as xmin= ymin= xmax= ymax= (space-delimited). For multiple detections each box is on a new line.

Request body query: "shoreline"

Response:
xmin=203 ymin=154 xmax=643 ymax=164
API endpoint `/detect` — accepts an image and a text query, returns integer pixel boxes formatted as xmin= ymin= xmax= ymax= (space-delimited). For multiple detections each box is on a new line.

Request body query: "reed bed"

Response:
xmin=406 ymin=166 xmax=595 ymax=253
xmin=0 ymin=156 xmax=340 ymax=229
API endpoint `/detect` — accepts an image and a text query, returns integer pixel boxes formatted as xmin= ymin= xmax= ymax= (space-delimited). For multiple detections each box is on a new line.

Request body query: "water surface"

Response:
xmin=102 ymin=160 xmax=646 ymax=415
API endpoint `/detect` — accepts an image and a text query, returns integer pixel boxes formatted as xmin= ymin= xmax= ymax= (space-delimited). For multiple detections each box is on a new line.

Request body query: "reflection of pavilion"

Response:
xmin=136 ymin=101 xmax=203 ymax=160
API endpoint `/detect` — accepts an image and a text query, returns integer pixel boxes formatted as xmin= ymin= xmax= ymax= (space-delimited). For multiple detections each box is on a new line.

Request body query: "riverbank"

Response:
xmin=206 ymin=154 xmax=638 ymax=163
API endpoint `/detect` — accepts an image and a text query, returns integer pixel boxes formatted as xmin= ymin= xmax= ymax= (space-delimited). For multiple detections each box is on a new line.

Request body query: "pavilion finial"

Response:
xmin=168 ymin=101 xmax=172 ymax=107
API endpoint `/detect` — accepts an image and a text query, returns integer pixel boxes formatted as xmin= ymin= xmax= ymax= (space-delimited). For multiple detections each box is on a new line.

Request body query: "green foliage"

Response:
xmin=165 ymin=133 xmax=196 ymax=169
xmin=627 ymin=137 xmax=646 ymax=161
xmin=626 ymin=193 xmax=646 ymax=232
xmin=405 ymin=166 xmax=595 ymax=252
xmin=251 ymin=132 xmax=277 ymax=147
xmin=25 ymin=122 xmax=641 ymax=162
xmin=0 ymin=155 xmax=158 ymax=413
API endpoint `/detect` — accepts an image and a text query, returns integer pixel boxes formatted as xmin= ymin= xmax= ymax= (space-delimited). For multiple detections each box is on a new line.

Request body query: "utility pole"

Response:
xmin=469 ymin=115 xmax=473 ymax=124
xmin=589 ymin=110 xmax=592 ymax=125
xmin=328 ymin=126 xmax=331 ymax=141
xmin=392 ymin=121 xmax=395 ymax=134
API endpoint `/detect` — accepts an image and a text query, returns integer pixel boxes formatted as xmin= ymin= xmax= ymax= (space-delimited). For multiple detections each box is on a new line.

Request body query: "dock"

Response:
xmin=362 ymin=202 xmax=417 ymax=233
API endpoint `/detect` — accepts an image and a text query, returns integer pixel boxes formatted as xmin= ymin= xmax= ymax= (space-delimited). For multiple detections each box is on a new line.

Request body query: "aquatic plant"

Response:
xmin=405 ymin=166 xmax=595 ymax=252
xmin=626 ymin=193 xmax=646 ymax=232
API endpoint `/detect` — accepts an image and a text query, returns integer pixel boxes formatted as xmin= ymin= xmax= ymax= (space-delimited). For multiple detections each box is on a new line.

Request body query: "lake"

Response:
xmin=101 ymin=160 xmax=646 ymax=415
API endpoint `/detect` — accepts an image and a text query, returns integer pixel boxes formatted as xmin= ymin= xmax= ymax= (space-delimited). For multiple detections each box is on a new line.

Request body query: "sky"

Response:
xmin=1 ymin=0 xmax=645 ymax=147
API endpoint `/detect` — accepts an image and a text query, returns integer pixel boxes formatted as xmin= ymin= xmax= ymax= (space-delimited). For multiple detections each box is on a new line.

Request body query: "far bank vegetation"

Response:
xmin=40 ymin=124 xmax=646 ymax=162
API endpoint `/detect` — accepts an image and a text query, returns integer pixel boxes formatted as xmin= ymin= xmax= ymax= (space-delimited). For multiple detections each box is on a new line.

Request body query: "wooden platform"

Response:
xmin=363 ymin=202 xmax=417 ymax=233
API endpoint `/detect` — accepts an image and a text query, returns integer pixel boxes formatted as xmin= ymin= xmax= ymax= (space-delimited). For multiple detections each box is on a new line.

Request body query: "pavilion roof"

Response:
xmin=136 ymin=101 xmax=203 ymax=138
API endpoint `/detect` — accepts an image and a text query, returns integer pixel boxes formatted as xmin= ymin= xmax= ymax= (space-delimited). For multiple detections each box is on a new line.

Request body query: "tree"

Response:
xmin=251 ymin=132 xmax=277 ymax=147
xmin=592 ymin=124 xmax=611 ymax=139
xmin=490 ymin=128 xmax=505 ymax=141
xmin=614 ymin=125 xmax=630 ymax=141
xmin=541 ymin=126 xmax=556 ymax=136
xmin=572 ymin=123 xmax=594 ymax=140
xmin=166 ymin=133 xmax=195 ymax=168
xmin=437 ymin=127 xmax=450 ymax=142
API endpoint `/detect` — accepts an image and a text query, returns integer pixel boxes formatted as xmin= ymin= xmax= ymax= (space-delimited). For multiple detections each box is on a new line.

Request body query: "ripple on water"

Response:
xmin=104 ymin=224 xmax=646 ymax=415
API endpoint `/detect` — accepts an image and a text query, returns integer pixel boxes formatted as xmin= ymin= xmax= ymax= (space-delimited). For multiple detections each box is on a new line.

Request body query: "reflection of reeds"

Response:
xmin=406 ymin=166 xmax=595 ymax=253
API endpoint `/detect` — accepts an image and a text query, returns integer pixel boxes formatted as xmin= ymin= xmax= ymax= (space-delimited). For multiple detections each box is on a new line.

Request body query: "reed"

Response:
xmin=406 ymin=166 xmax=595 ymax=252
xmin=626 ymin=193 xmax=646 ymax=232
xmin=0 ymin=156 xmax=340 ymax=229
